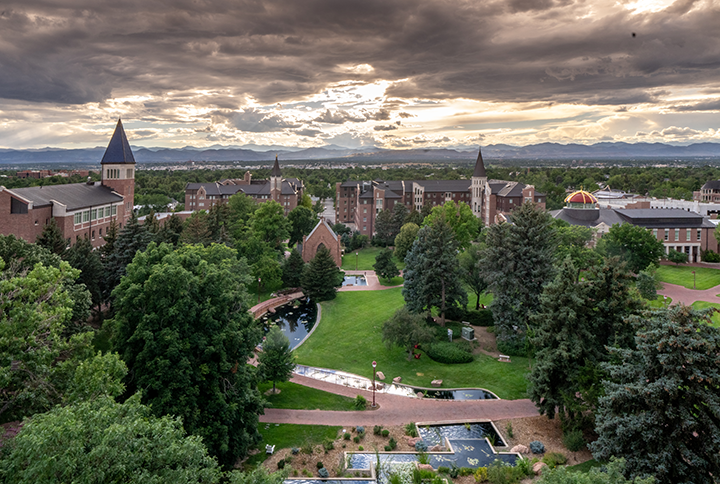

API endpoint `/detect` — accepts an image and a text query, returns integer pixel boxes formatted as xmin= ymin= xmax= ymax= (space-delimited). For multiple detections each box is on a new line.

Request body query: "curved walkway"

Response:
xmin=260 ymin=373 xmax=539 ymax=426
xmin=658 ymin=282 xmax=720 ymax=306
xmin=340 ymin=270 xmax=403 ymax=292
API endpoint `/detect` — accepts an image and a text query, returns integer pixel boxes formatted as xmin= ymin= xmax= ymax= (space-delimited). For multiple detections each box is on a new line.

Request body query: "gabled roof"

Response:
xmin=8 ymin=183 xmax=124 ymax=211
xmin=306 ymin=218 xmax=338 ymax=242
xmin=101 ymin=119 xmax=136 ymax=165
xmin=473 ymin=147 xmax=486 ymax=178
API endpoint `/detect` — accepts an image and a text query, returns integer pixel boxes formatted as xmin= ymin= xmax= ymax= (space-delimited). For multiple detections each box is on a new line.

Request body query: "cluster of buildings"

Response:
xmin=15 ymin=169 xmax=91 ymax=179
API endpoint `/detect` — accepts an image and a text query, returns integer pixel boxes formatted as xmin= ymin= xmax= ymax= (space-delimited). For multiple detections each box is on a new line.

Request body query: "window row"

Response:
xmin=73 ymin=205 xmax=117 ymax=225
xmin=654 ymin=228 xmax=702 ymax=242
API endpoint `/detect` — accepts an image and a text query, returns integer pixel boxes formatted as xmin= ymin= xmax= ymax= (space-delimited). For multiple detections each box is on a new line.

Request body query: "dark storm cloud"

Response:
xmin=0 ymin=0 xmax=718 ymax=107
xmin=672 ymin=99 xmax=720 ymax=111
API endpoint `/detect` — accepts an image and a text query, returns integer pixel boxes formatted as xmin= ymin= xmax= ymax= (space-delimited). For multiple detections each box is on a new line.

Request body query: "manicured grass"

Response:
xmin=379 ymin=276 xmax=404 ymax=286
xmin=567 ymin=459 xmax=601 ymax=473
xmin=342 ymin=247 xmax=405 ymax=271
xmin=646 ymin=296 xmax=672 ymax=308
xmin=245 ymin=424 xmax=341 ymax=468
xmin=259 ymin=381 xmax=358 ymax=411
xmin=690 ymin=301 xmax=720 ymax=327
xmin=294 ymin=288 xmax=530 ymax=400
xmin=656 ymin=265 xmax=720 ymax=290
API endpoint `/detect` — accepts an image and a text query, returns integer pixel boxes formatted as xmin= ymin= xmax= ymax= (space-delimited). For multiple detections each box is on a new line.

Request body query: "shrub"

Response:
xmin=542 ymin=452 xmax=567 ymax=469
xmin=323 ymin=439 xmax=334 ymax=452
xmin=389 ymin=437 xmax=397 ymax=450
xmin=505 ymin=423 xmax=514 ymax=439
xmin=353 ymin=436 xmax=360 ymax=444
xmin=389 ymin=473 xmax=402 ymax=484
xmin=702 ymin=249 xmax=720 ymax=262
xmin=318 ymin=468 xmax=329 ymax=478
xmin=384 ymin=445 xmax=392 ymax=451
xmin=456 ymin=339 xmax=474 ymax=354
xmin=303 ymin=469 xmax=312 ymax=477
xmin=344 ymin=432 xmax=351 ymax=440
xmin=426 ymin=341 xmax=474 ymax=364
xmin=291 ymin=447 xmax=300 ymax=454
xmin=514 ymin=457 xmax=532 ymax=477
xmin=354 ymin=396 xmax=367 ymax=410
xmin=358 ymin=445 xmax=364 ymax=451
xmin=474 ymin=467 xmax=488 ymax=482
xmin=374 ymin=425 xmax=383 ymax=435
xmin=417 ymin=451 xmax=430 ymax=465
xmin=562 ymin=429 xmax=586 ymax=452
xmin=301 ymin=442 xmax=313 ymax=454
xmin=415 ymin=440 xmax=428 ymax=452
xmin=529 ymin=440 xmax=545 ymax=454
xmin=437 ymin=466 xmax=450 ymax=474
xmin=382 ymin=429 xmax=390 ymax=437
xmin=449 ymin=463 xmax=459 ymax=478
xmin=486 ymin=459 xmax=521 ymax=484
xmin=293 ymin=470 xmax=298 ymax=477
xmin=468 ymin=308 xmax=494 ymax=326
xmin=317 ymin=461 xmax=324 ymax=469
xmin=356 ymin=426 xmax=365 ymax=434
xmin=459 ymin=467 xmax=474 ymax=477
xmin=405 ymin=422 xmax=418 ymax=437
xmin=277 ymin=459 xmax=285 ymax=469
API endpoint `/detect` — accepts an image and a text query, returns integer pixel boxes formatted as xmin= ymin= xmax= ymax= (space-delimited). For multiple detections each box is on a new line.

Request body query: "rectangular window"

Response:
xmin=83 ymin=210 xmax=90 ymax=223
xmin=112 ymin=205 xmax=117 ymax=216
xmin=675 ymin=229 xmax=679 ymax=241
xmin=653 ymin=229 xmax=658 ymax=238
xmin=91 ymin=230 xmax=95 ymax=240
xmin=106 ymin=207 xmax=112 ymax=217
xmin=363 ymin=217 xmax=367 ymax=222
xmin=698 ymin=228 xmax=702 ymax=241
xmin=363 ymin=226 xmax=367 ymax=231
xmin=664 ymin=229 xmax=669 ymax=241
xmin=686 ymin=230 xmax=691 ymax=241
xmin=74 ymin=213 xmax=82 ymax=224
xmin=91 ymin=209 xmax=97 ymax=221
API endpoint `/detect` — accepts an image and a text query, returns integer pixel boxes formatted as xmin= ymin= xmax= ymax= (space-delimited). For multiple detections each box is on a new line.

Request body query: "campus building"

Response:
xmin=335 ymin=148 xmax=546 ymax=236
xmin=184 ymin=156 xmax=304 ymax=215
xmin=0 ymin=119 xmax=135 ymax=248
xmin=552 ymin=190 xmax=718 ymax=262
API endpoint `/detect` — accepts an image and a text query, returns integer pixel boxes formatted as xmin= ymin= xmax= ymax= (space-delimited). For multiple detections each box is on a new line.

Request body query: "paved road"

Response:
xmin=657 ymin=281 xmax=720 ymax=306
xmin=260 ymin=373 xmax=539 ymax=426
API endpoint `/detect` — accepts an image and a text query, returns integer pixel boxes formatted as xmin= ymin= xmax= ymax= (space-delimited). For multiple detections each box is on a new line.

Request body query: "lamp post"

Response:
xmin=371 ymin=360 xmax=377 ymax=408
xmin=258 ymin=277 xmax=261 ymax=304
xmin=356 ymin=252 xmax=358 ymax=271
xmin=693 ymin=270 xmax=696 ymax=290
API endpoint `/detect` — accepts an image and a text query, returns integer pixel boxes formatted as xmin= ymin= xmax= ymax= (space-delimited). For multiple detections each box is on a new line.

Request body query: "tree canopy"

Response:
xmin=301 ymin=247 xmax=344 ymax=302
xmin=599 ymin=223 xmax=664 ymax=273
xmin=423 ymin=200 xmax=480 ymax=249
xmin=394 ymin=222 xmax=419 ymax=262
xmin=373 ymin=248 xmax=400 ymax=281
xmin=258 ymin=326 xmax=295 ymax=393
xmin=287 ymin=205 xmax=318 ymax=247
xmin=382 ymin=306 xmax=434 ymax=361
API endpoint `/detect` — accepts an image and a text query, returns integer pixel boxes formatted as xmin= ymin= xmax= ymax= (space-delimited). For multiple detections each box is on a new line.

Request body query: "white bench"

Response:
xmin=498 ymin=355 xmax=511 ymax=363
xmin=266 ymin=444 xmax=275 ymax=454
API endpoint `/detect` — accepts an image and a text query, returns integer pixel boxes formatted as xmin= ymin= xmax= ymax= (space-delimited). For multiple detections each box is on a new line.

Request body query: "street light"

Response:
xmin=356 ymin=252 xmax=358 ymax=271
xmin=258 ymin=277 xmax=261 ymax=304
xmin=371 ymin=360 xmax=377 ymax=408
xmin=693 ymin=270 xmax=696 ymax=290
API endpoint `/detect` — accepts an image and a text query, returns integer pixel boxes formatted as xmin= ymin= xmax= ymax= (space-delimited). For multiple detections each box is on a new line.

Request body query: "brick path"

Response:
xmin=657 ymin=282 xmax=720 ymax=306
xmin=340 ymin=270 xmax=402 ymax=292
xmin=260 ymin=373 xmax=539 ymax=426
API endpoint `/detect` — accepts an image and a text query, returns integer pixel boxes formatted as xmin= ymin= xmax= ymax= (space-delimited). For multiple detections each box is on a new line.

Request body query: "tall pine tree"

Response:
xmin=282 ymin=249 xmax=305 ymax=288
xmin=104 ymin=213 xmax=153 ymax=301
xmin=36 ymin=219 xmax=66 ymax=256
xmin=301 ymin=247 xmax=344 ymax=301
xmin=373 ymin=248 xmax=399 ymax=281
xmin=65 ymin=236 xmax=104 ymax=308
xmin=402 ymin=216 xmax=467 ymax=325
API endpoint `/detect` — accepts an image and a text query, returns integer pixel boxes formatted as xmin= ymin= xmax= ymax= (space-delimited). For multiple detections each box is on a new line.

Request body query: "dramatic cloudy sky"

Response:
xmin=0 ymin=0 xmax=719 ymax=149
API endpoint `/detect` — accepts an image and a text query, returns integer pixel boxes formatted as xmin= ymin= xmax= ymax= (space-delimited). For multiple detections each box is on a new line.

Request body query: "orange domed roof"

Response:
xmin=564 ymin=190 xmax=598 ymax=204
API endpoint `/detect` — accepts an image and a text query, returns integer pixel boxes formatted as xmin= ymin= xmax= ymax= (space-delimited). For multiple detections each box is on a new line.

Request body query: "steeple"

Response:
xmin=271 ymin=154 xmax=282 ymax=177
xmin=101 ymin=119 xmax=136 ymax=165
xmin=472 ymin=147 xmax=486 ymax=178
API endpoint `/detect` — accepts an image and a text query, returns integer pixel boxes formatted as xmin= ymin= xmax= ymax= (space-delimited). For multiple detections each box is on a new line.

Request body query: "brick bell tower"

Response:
xmin=101 ymin=119 xmax=136 ymax=222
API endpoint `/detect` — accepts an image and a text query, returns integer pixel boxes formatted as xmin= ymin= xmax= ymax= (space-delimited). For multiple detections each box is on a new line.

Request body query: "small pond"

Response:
xmin=408 ymin=388 xmax=498 ymax=400
xmin=261 ymin=298 xmax=317 ymax=350
xmin=418 ymin=423 xmax=505 ymax=447
xmin=343 ymin=275 xmax=368 ymax=286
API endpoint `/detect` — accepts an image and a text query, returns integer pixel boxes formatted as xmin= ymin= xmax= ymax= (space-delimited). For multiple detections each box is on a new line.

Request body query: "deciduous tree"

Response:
xmin=65 ymin=236 xmax=103 ymax=308
xmin=258 ymin=326 xmax=295 ymax=393
xmin=667 ymin=248 xmax=688 ymax=265
xmin=373 ymin=248 xmax=400 ymax=281
xmin=372 ymin=209 xmax=395 ymax=247
xmin=458 ymin=243 xmax=487 ymax=310
xmin=599 ymin=223 xmax=664 ymax=273
xmin=251 ymin=200 xmax=289 ymax=250
xmin=382 ymin=307 xmax=434 ymax=361
xmin=252 ymin=256 xmax=283 ymax=294
xmin=423 ymin=200 xmax=480 ymax=250
xmin=394 ymin=223 xmax=419 ymax=262
xmin=287 ymin=206 xmax=318 ymax=247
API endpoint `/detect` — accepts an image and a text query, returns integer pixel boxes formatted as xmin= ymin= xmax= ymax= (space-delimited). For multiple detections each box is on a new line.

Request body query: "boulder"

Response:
xmin=429 ymin=445 xmax=445 ymax=452
xmin=417 ymin=464 xmax=434 ymax=472
xmin=532 ymin=462 xmax=548 ymax=475
xmin=393 ymin=376 xmax=402 ymax=384
xmin=431 ymin=379 xmax=443 ymax=387
xmin=416 ymin=392 xmax=424 ymax=398
xmin=406 ymin=437 xmax=422 ymax=447
xmin=376 ymin=371 xmax=385 ymax=381
xmin=510 ymin=444 xmax=530 ymax=454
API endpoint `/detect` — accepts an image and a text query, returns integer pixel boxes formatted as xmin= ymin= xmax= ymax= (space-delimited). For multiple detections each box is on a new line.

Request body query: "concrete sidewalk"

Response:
xmin=657 ymin=281 xmax=720 ymax=306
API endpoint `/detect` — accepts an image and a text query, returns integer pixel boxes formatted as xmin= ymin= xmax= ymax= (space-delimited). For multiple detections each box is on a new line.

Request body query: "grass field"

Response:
xmin=259 ymin=381 xmax=358 ymax=411
xmin=690 ymin=301 xmax=720 ymax=327
xmin=245 ymin=424 xmax=341 ymax=468
xmin=656 ymin=265 xmax=720 ymax=290
xmin=646 ymin=296 xmax=672 ymax=308
xmin=567 ymin=459 xmax=601 ymax=473
xmin=342 ymin=247 xmax=406 ymax=271
xmin=379 ymin=276 xmax=404 ymax=286
xmin=294 ymin=288 xmax=529 ymax=400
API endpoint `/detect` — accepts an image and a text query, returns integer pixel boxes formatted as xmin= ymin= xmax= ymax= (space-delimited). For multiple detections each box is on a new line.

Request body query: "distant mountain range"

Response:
xmin=0 ymin=142 xmax=719 ymax=165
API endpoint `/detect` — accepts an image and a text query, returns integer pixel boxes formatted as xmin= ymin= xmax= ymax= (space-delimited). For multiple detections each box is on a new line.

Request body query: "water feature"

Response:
xmin=261 ymin=298 xmax=317 ymax=349
xmin=408 ymin=388 xmax=498 ymax=400
xmin=343 ymin=275 xmax=368 ymax=286
xmin=417 ymin=423 xmax=505 ymax=447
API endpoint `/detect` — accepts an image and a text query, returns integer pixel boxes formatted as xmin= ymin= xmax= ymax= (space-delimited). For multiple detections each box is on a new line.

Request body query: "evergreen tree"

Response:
xmin=282 ymin=249 xmax=305 ymax=288
xmin=112 ymin=243 xmax=263 ymax=468
xmin=404 ymin=209 xmax=423 ymax=226
xmin=301 ymin=247 xmax=344 ymax=302
xmin=65 ymin=236 xmax=104 ymax=308
xmin=591 ymin=306 xmax=720 ymax=484
xmin=636 ymin=266 xmax=660 ymax=301
xmin=373 ymin=248 xmax=400 ymax=281
xmin=145 ymin=211 xmax=161 ymax=235
xmin=481 ymin=202 xmax=556 ymax=355
xmin=35 ymin=218 xmax=66 ymax=256
xmin=458 ymin=243 xmax=487 ymax=310
xmin=104 ymin=213 xmax=153 ymax=301
xmin=99 ymin=220 xmax=118 ymax=260
xmin=402 ymin=216 xmax=467 ymax=325
xmin=390 ymin=203 xmax=409 ymax=239
xmin=382 ymin=306 xmax=434 ymax=361
xmin=257 ymin=326 xmax=295 ymax=393
xmin=287 ymin=206 xmax=318 ymax=247
xmin=180 ymin=212 xmax=212 ymax=246
xmin=155 ymin=214 xmax=184 ymax=246
xmin=207 ymin=203 xmax=232 ymax=245
xmin=394 ymin=222 xmax=419 ymax=262
xmin=373 ymin=209 xmax=394 ymax=246
xmin=528 ymin=258 xmax=596 ymax=420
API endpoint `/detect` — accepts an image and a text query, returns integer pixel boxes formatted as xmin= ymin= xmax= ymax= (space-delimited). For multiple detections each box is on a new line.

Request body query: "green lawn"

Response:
xmin=646 ymin=296 xmax=672 ymax=308
xmin=690 ymin=301 xmax=720 ymax=327
xmin=245 ymin=424 xmax=341 ymax=468
xmin=342 ymin=247 xmax=405 ymax=271
xmin=259 ymin=381 xmax=358 ymax=411
xmin=656 ymin=265 xmax=720 ymax=290
xmin=294 ymin=288 xmax=529 ymax=400
xmin=567 ymin=459 xmax=601 ymax=473
xmin=379 ymin=276 xmax=404 ymax=286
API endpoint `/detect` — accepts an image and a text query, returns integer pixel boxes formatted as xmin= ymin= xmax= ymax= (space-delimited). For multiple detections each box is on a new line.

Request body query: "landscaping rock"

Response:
xmin=393 ymin=376 xmax=402 ymax=384
xmin=376 ymin=371 xmax=385 ymax=380
xmin=429 ymin=445 xmax=445 ymax=452
xmin=416 ymin=392 xmax=424 ymax=398
xmin=431 ymin=379 xmax=443 ymax=387
xmin=406 ymin=437 xmax=422 ymax=447
xmin=417 ymin=464 xmax=434 ymax=471
xmin=510 ymin=444 xmax=530 ymax=454
xmin=532 ymin=462 xmax=548 ymax=475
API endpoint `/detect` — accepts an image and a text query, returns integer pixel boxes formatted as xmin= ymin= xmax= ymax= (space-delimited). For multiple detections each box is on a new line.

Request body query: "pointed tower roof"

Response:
xmin=101 ymin=119 xmax=136 ymax=165
xmin=473 ymin=147 xmax=486 ymax=178
xmin=271 ymin=154 xmax=282 ymax=177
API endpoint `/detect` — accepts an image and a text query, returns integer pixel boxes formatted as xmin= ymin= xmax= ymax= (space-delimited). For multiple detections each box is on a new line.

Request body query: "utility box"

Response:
xmin=447 ymin=329 xmax=453 ymax=342
xmin=461 ymin=326 xmax=475 ymax=341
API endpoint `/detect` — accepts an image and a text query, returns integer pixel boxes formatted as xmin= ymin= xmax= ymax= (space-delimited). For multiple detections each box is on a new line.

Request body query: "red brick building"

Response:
xmin=335 ymin=148 xmax=546 ymax=235
xmin=0 ymin=119 xmax=135 ymax=248
xmin=300 ymin=219 xmax=342 ymax=267
xmin=184 ymin=156 xmax=304 ymax=215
